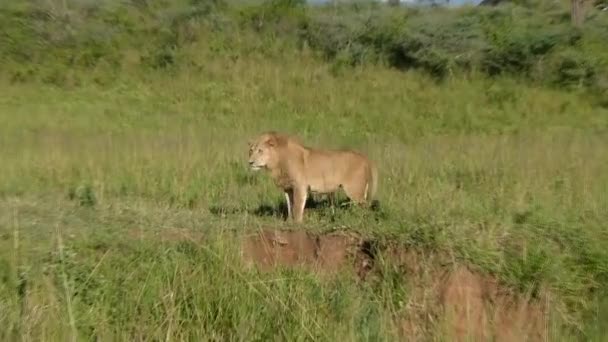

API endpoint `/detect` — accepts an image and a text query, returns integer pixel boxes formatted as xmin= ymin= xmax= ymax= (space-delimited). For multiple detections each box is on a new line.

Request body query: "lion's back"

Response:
xmin=300 ymin=147 xmax=371 ymax=191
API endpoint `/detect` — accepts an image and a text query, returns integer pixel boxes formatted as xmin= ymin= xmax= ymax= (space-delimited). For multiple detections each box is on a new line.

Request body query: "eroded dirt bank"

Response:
xmin=241 ymin=228 xmax=549 ymax=341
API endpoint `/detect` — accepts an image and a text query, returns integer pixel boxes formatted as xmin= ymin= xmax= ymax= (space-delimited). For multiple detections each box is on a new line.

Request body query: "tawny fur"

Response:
xmin=248 ymin=131 xmax=378 ymax=223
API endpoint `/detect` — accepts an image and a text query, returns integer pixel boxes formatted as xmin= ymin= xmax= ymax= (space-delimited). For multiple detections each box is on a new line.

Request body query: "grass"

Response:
xmin=1 ymin=1 xmax=608 ymax=340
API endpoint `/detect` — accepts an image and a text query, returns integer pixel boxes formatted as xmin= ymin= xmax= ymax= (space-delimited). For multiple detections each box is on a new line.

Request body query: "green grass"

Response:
xmin=1 ymin=0 xmax=608 ymax=340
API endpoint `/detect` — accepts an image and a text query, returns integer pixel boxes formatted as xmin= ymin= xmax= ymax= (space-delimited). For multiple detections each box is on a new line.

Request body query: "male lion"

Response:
xmin=248 ymin=131 xmax=378 ymax=223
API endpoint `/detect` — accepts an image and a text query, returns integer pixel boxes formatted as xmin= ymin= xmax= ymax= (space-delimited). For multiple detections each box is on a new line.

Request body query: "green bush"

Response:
xmin=549 ymin=50 xmax=600 ymax=89
xmin=300 ymin=3 xmax=605 ymax=85
xmin=239 ymin=0 xmax=307 ymax=35
xmin=0 ymin=0 xmax=606 ymax=92
xmin=386 ymin=10 xmax=488 ymax=78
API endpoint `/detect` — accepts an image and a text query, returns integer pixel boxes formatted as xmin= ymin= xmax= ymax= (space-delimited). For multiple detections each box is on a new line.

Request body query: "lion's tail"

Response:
xmin=367 ymin=161 xmax=378 ymax=206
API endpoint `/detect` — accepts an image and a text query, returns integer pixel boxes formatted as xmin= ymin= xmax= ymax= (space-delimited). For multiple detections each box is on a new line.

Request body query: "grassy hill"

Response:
xmin=0 ymin=0 xmax=607 ymax=340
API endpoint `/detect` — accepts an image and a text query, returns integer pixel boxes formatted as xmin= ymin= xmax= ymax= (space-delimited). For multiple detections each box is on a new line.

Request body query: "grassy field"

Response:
xmin=1 ymin=0 xmax=608 ymax=340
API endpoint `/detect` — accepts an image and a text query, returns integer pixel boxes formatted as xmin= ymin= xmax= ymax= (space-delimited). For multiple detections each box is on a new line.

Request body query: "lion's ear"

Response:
xmin=266 ymin=136 xmax=277 ymax=147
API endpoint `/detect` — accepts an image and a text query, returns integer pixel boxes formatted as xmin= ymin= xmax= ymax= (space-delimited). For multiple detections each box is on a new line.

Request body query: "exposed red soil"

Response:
xmin=241 ymin=228 xmax=549 ymax=341
xmin=437 ymin=266 xmax=548 ymax=341
xmin=240 ymin=228 xmax=373 ymax=278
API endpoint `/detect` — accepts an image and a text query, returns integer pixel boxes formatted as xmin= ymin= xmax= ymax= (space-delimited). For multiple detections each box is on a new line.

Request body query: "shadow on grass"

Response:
xmin=209 ymin=194 xmax=381 ymax=221
xmin=251 ymin=196 xmax=350 ymax=219
xmin=209 ymin=195 xmax=372 ymax=220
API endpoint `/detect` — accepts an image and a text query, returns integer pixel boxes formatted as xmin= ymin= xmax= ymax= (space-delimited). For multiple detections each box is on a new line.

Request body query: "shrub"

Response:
xmin=549 ymin=50 xmax=600 ymax=89
xmin=387 ymin=10 xmax=488 ymax=78
xmin=239 ymin=0 xmax=308 ymax=35
xmin=0 ymin=0 xmax=606 ymax=92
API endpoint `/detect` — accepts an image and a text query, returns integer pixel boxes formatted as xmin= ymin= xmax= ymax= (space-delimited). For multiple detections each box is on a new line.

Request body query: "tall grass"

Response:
xmin=0 ymin=0 xmax=607 ymax=340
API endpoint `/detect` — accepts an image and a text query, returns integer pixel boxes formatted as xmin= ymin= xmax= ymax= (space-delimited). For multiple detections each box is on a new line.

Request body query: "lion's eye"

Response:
xmin=258 ymin=149 xmax=262 ymax=153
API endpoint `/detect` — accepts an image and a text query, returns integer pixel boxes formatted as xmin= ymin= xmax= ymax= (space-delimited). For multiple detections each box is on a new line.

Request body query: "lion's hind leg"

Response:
xmin=341 ymin=180 xmax=367 ymax=206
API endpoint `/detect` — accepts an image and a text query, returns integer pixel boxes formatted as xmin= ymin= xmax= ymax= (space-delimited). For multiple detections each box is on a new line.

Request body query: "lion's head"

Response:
xmin=248 ymin=132 xmax=284 ymax=171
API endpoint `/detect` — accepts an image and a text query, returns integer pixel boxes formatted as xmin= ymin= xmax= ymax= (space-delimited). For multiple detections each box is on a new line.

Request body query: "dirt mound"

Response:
xmin=438 ymin=266 xmax=547 ymax=341
xmin=240 ymin=228 xmax=373 ymax=278
xmin=241 ymin=228 xmax=548 ymax=341
xmin=124 ymin=227 xmax=547 ymax=340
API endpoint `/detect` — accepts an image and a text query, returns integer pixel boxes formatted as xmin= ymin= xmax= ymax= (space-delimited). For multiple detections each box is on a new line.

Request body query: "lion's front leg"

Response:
xmin=327 ymin=192 xmax=336 ymax=216
xmin=284 ymin=190 xmax=293 ymax=220
xmin=292 ymin=186 xmax=308 ymax=223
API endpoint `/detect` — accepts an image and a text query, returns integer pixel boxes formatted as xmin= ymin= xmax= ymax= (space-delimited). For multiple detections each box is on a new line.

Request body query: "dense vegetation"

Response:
xmin=1 ymin=0 xmax=607 ymax=96
xmin=0 ymin=0 xmax=607 ymax=340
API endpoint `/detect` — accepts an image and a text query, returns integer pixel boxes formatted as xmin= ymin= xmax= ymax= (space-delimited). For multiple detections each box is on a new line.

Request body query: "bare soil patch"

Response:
xmin=437 ymin=266 xmax=547 ymax=341
xmin=240 ymin=228 xmax=373 ymax=278
xmin=241 ymin=228 xmax=549 ymax=341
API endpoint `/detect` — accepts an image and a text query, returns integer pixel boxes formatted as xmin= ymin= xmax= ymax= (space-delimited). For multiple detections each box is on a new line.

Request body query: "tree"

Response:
xmin=571 ymin=0 xmax=585 ymax=27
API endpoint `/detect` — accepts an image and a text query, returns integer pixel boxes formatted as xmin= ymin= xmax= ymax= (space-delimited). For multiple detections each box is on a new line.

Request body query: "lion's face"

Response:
xmin=248 ymin=136 xmax=276 ymax=171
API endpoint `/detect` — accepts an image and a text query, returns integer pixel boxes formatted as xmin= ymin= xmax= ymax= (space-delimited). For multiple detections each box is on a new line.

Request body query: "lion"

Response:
xmin=248 ymin=131 xmax=378 ymax=223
